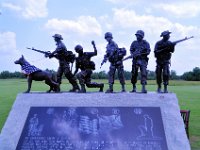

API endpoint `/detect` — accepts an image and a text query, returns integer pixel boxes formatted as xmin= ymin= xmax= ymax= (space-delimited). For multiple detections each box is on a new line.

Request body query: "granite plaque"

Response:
xmin=16 ymin=107 xmax=168 ymax=150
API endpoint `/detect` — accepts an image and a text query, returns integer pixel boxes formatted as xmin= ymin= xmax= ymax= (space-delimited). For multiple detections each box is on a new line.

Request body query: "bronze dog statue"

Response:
xmin=14 ymin=55 xmax=59 ymax=93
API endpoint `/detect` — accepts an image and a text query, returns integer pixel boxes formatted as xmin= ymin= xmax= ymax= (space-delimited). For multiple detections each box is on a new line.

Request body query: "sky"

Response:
xmin=0 ymin=0 xmax=200 ymax=75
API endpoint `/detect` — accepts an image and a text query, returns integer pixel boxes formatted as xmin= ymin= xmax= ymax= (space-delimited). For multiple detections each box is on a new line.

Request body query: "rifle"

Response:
xmin=123 ymin=50 xmax=149 ymax=61
xmin=100 ymin=58 xmax=106 ymax=69
xmin=27 ymin=47 xmax=51 ymax=57
xmin=155 ymin=36 xmax=194 ymax=53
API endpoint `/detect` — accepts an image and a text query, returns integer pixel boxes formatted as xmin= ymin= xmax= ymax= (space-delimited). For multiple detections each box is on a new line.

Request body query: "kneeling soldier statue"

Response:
xmin=130 ymin=30 xmax=151 ymax=93
xmin=154 ymin=31 xmax=175 ymax=93
xmin=101 ymin=32 xmax=126 ymax=93
xmin=73 ymin=41 xmax=104 ymax=93
xmin=47 ymin=34 xmax=80 ymax=92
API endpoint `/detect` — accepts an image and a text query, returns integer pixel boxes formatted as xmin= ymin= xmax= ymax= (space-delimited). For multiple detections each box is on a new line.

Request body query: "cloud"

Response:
xmin=22 ymin=0 xmax=48 ymax=19
xmin=0 ymin=32 xmax=22 ymax=71
xmin=0 ymin=32 xmax=17 ymax=55
xmin=2 ymin=0 xmax=48 ymax=19
xmin=105 ymin=0 xmax=139 ymax=4
xmin=2 ymin=2 xmax=22 ymax=11
xmin=112 ymin=8 xmax=200 ymax=39
xmin=154 ymin=1 xmax=200 ymax=18
xmin=44 ymin=16 xmax=102 ymax=36
xmin=112 ymin=8 xmax=172 ymax=33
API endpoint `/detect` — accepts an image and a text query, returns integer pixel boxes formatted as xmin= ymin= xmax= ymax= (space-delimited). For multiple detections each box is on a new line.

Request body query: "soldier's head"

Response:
xmin=135 ymin=30 xmax=144 ymax=41
xmin=52 ymin=34 xmax=63 ymax=42
xmin=160 ymin=30 xmax=171 ymax=41
xmin=75 ymin=45 xmax=83 ymax=54
xmin=104 ymin=32 xmax=113 ymax=42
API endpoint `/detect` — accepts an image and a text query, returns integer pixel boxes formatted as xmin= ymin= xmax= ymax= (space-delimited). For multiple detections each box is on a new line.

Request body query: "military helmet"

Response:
xmin=135 ymin=30 xmax=144 ymax=38
xmin=75 ymin=45 xmax=83 ymax=53
xmin=52 ymin=34 xmax=63 ymax=40
xmin=160 ymin=30 xmax=171 ymax=37
xmin=104 ymin=32 xmax=113 ymax=39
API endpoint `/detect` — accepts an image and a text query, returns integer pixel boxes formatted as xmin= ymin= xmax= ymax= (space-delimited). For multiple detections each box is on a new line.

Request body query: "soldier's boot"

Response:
xmin=69 ymin=83 xmax=80 ymax=92
xmin=141 ymin=84 xmax=147 ymax=93
xmin=157 ymin=84 xmax=162 ymax=93
xmin=57 ymin=84 xmax=61 ymax=92
xmin=121 ymin=84 xmax=126 ymax=92
xmin=164 ymin=85 xmax=168 ymax=93
xmin=54 ymin=83 xmax=60 ymax=93
xmin=79 ymin=84 xmax=86 ymax=93
xmin=131 ymin=85 xmax=136 ymax=92
xmin=99 ymin=84 xmax=104 ymax=92
xmin=105 ymin=84 xmax=113 ymax=93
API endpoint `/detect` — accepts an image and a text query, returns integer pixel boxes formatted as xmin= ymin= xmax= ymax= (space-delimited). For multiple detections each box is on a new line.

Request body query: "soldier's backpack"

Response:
xmin=88 ymin=61 xmax=95 ymax=70
xmin=65 ymin=51 xmax=76 ymax=63
xmin=118 ymin=48 xmax=126 ymax=60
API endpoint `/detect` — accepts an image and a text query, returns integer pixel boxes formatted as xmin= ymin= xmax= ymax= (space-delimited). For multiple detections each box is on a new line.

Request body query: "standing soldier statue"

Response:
xmin=154 ymin=31 xmax=175 ymax=93
xmin=73 ymin=41 xmax=104 ymax=93
xmin=47 ymin=34 xmax=80 ymax=92
xmin=129 ymin=30 xmax=151 ymax=93
xmin=101 ymin=32 xmax=126 ymax=93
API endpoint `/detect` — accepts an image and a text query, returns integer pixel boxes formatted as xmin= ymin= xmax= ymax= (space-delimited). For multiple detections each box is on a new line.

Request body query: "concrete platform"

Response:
xmin=0 ymin=92 xmax=190 ymax=150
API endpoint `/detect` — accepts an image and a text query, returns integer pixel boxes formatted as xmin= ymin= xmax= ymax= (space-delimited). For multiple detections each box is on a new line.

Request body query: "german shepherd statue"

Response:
xmin=14 ymin=55 xmax=59 ymax=93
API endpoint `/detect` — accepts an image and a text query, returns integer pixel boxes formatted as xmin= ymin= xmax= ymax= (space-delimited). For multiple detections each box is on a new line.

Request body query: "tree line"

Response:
xmin=0 ymin=67 xmax=200 ymax=81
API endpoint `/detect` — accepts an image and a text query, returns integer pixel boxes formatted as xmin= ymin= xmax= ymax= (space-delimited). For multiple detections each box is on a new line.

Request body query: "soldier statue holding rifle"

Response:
xmin=40 ymin=34 xmax=79 ymax=92
xmin=154 ymin=30 xmax=193 ymax=93
xmin=73 ymin=41 xmax=104 ymax=93
xmin=101 ymin=32 xmax=126 ymax=93
xmin=48 ymin=34 xmax=80 ymax=92
xmin=129 ymin=30 xmax=151 ymax=93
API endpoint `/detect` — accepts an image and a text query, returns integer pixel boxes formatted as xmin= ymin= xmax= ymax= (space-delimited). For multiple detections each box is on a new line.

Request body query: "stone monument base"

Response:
xmin=0 ymin=92 xmax=190 ymax=150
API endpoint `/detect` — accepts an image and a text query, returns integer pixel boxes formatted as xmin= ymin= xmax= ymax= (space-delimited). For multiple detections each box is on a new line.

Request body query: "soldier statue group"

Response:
xmin=22 ymin=30 xmax=193 ymax=94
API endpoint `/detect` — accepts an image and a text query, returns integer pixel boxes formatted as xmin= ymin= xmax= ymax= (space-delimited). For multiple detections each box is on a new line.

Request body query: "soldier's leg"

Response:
xmin=64 ymin=66 xmax=80 ymax=92
xmin=106 ymin=65 xmax=116 ymax=93
xmin=163 ymin=63 xmax=170 ymax=93
xmin=140 ymin=64 xmax=147 ymax=93
xmin=156 ymin=64 xmax=162 ymax=93
xmin=56 ymin=67 xmax=63 ymax=92
xmin=85 ymin=70 xmax=104 ymax=92
xmin=117 ymin=65 xmax=126 ymax=92
xmin=131 ymin=64 xmax=138 ymax=92
xmin=77 ymin=71 xmax=86 ymax=93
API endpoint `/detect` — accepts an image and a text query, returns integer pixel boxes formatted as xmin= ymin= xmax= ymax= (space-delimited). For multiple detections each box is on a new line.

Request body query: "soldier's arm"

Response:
xmin=143 ymin=42 xmax=151 ymax=55
xmin=167 ymin=41 xmax=175 ymax=53
xmin=130 ymin=42 xmax=135 ymax=55
xmin=86 ymin=51 xmax=97 ymax=58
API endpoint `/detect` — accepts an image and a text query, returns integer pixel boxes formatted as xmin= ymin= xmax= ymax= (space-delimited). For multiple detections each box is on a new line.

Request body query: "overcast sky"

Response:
xmin=0 ymin=0 xmax=199 ymax=75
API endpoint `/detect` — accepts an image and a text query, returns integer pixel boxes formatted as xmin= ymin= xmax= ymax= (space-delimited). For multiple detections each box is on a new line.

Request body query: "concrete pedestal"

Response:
xmin=0 ymin=92 xmax=190 ymax=150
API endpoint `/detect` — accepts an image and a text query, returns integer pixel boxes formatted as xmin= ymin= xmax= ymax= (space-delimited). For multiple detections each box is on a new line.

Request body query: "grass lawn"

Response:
xmin=0 ymin=79 xmax=200 ymax=149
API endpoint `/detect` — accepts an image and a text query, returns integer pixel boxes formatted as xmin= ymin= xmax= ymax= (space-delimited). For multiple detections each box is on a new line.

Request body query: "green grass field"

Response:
xmin=0 ymin=79 xmax=200 ymax=149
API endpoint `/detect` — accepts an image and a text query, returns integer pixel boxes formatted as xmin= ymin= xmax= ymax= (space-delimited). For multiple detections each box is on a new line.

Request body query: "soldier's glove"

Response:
xmin=48 ymin=53 xmax=54 ymax=58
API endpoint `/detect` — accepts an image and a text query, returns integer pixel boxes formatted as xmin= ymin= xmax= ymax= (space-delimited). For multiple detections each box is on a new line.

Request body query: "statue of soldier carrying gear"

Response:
xmin=101 ymin=32 xmax=126 ymax=93
xmin=154 ymin=30 xmax=175 ymax=93
xmin=73 ymin=41 xmax=104 ymax=93
xmin=130 ymin=30 xmax=151 ymax=93
xmin=47 ymin=34 xmax=80 ymax=92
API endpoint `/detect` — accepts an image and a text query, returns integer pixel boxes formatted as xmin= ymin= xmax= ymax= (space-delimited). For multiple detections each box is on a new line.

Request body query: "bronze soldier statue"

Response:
xmin=101 ymin=32 xmax=126 ymax=93
xmin=73 ymin=41 xmax=104 ymax=93
xmin=130 ymin=30 xmax=151 ymax=93
xmin=47 ymin=34 xmax=80 ymax=92
xmin=154 ymin=31 xmax=175 ymax=93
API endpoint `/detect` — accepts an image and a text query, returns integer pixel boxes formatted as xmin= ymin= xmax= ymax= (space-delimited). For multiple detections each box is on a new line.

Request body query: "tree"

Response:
xmin=181 ymin=67 xmax=200 ymax=81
